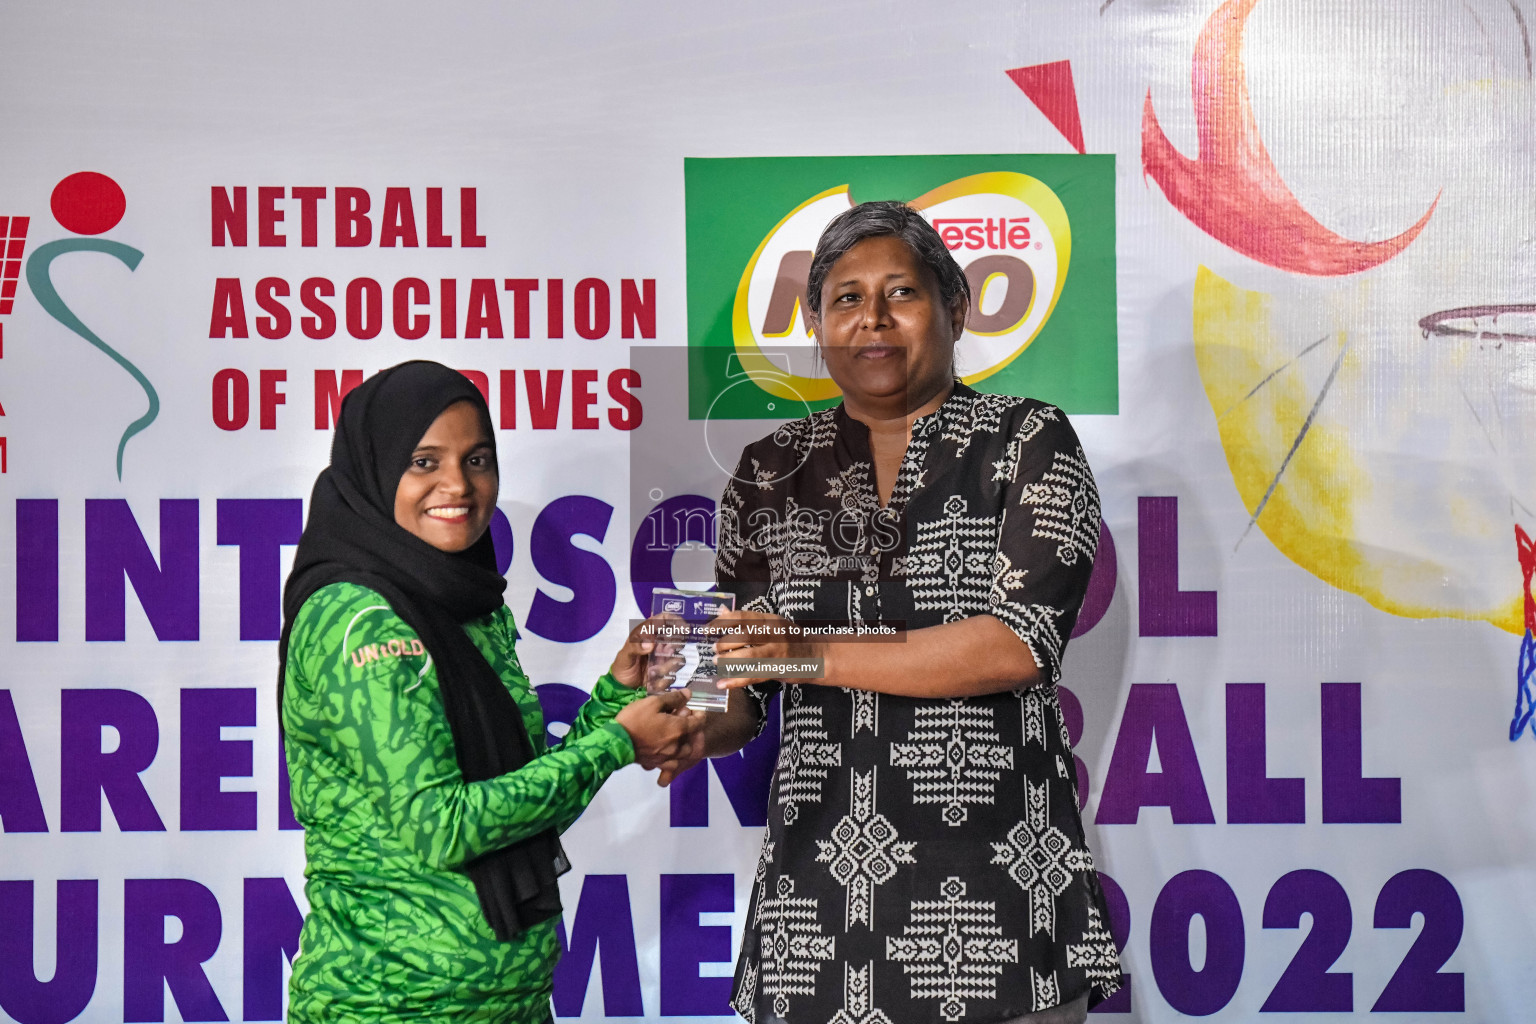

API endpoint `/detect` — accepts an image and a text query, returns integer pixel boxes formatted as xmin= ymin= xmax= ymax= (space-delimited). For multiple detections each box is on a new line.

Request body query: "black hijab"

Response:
xmin=278 ymin=359 xmax=567 ymax=940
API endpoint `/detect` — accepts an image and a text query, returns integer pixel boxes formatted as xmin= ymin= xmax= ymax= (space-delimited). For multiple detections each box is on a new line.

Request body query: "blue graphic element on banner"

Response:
xmin=25 ymin=238 xmax=151 ymax=480
xmin=1512 ymin=629 xmax=1536 ymax=742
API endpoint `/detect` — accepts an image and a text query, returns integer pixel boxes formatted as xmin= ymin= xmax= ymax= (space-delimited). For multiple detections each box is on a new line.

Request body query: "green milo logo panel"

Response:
xmin=684 ymin=155 xmax=1117 ymax=420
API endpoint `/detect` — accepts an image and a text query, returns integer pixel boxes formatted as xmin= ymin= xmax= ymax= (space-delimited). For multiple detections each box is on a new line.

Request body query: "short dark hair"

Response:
xmin=804 ymin=200 xmax=971 ymax=323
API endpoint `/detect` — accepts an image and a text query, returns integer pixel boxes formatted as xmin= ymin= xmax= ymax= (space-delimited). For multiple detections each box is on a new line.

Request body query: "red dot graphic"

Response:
xmin=51 ymin=172 xmax=126 ymax=235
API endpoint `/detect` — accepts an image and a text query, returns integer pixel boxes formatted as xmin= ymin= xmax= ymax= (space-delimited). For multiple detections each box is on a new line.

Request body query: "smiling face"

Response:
xmin=813 ymin=234 xmax=966 ymax=420
xmin=393 ymin=400 xmax=498 ymax=552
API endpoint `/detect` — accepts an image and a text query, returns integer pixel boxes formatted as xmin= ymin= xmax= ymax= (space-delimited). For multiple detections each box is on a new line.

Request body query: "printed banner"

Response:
xmin=0 ymin=2 xmax=1532 ymax=1022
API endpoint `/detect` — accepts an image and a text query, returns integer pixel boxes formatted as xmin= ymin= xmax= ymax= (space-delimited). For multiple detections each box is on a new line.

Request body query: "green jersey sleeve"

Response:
xmin=284 ymin=582 xmax=639 ymax=871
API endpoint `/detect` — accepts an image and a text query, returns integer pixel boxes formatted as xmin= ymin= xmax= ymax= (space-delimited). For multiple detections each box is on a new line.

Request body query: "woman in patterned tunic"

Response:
xmin=278 ymin=361 xmax=697 ymax=1022
xmin=691 ymin=203 xmax=1122 ymax=1024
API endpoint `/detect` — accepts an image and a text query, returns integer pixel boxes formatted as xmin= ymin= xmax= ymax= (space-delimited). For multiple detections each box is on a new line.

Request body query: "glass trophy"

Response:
xmin=645 ymin=587 xmax=735 ymax=712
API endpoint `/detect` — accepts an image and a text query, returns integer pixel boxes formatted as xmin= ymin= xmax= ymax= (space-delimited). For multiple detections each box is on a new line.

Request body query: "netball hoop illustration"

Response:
xmin=1420 ymin=304 xmax=1536 ymax=742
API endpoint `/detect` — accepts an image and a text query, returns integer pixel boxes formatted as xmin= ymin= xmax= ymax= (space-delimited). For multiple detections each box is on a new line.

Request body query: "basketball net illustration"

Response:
xmin=1420 ymin=304 xmax=1536 ymax=741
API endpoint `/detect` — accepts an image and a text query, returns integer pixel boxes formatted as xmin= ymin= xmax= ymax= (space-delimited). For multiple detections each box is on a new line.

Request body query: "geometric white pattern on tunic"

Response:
xmin=1016 ymin=404 xmax=1059 ymax=442
xmin=888 ymin=412 xmax=939 ymax=514
xmin=942 ymin=392 xmax=1023 ymax=456
xmin=1023 ymin=687 xmax=1047 ymax=750
xmin=886 ymin=876 xmax=1019 ymax=1022
xmin=752 ymin=836 xmax=776 ymax=894
xmin=758 ymin=492 xmax=837 ymax=618
xmin=742 ymin=592 xmax=777 ymax=616
xmin=731 ymin=962 xmax=760 ymax=1024
xmin=988 ymin=601 xmax=1066 ymax=683
xmin=852 ymin=689 xmax=878 ymax=736
xmin=990 ymin=404 xmax=1058 ymax=483
xmin=989 ymin=780 xmax=1094 ymax=937
xmin=1031 ymin=969 xmax=1061 ymax=1014
xmin=816 ymin=769 xmax=916 ymax=929
xmin=751 ymin=456 xmax=783 ymax=490
xmin=1017 ymin=446 xmax=1100 ymax=567
xmin=773 ymin=575 xmax=820 ymax=619
xmin=757 ymin=874 xmax=836 ymax=1019
xmin=773 ymin=407 xmax=840 ymax=459
xmin=714 ymin=481 xmax=749 ymax=578
xmin=906 ymin=496 xmax=996 ymax=623
xmin=990 ymin=551 xmax=1029 ymax=609
xmin=777 ymin=685 xmax=842 ymax=825
xmin=826 ymin=459 xmax=880 ymax=518
xmin=1066 ymin=905 xmax=1124 ymax=990
xmin=890 ymin=700 xmax=1013 ymax=826
xmin=992 ymin=438 xmax=1023 ymax=484
xmin=828 ymin=962 xmax=898 ymax=1024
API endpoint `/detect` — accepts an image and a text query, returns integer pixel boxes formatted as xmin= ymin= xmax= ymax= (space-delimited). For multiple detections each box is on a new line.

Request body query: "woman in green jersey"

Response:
xmin=278 ymin=360 xmax=696 ymax=1022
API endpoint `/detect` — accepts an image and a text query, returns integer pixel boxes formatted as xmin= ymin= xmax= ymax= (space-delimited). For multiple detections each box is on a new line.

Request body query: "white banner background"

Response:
xmin=1 ymin=1 xmax=1533 ymax=1021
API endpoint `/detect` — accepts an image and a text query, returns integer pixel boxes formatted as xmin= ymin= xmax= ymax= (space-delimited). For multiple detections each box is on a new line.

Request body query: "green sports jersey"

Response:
xmin=282 ymin=581 xmax=641 ymax=1023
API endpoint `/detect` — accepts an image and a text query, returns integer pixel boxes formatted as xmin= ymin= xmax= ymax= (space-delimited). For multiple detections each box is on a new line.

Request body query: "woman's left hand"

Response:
xmin=609 ymin=614 xmax=686 ymax=689
xmin=713 ymin=608 xmax=825 ymax=689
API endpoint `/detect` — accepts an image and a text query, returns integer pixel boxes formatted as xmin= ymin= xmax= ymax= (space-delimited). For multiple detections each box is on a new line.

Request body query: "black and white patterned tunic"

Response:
xmin=718 ymin=384 xmax=1121 ymax=1024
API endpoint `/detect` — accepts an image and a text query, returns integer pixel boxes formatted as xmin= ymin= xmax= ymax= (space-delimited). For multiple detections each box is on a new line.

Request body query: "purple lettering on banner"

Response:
xmin=1071 ymin=520 xmax=1116 ymax=638
xmin=276 ymin=735 xmax=300 ymax=831
xmin=1096 ymin=683 xmax=1215 ymax=824
xmin=16 ymin=499 xmax=59 ymax=642
xmin=1225 ymin=683 xmax=1305 ymax=824
xmin=1057 ymin=684 xmax=1090 ymax=809
xmin=670 ymin=692 xmax=780 ymax=827
xmin=181 ymin=689 xmax=257 ymax=831
xmin=1260 ymin=869 xmax=1353 ymax=1012
xmin=85 ymin=499 xmax=200 ymax=641
xmin=215 ymin=499 xmax=302 ymax=642
xmin=1137 ymin=496 xmax=1217 ymax=637
xmin=1320 ymin=683 xmax=1401 ymax=823
xmin=526 ymin=496 xmax=615 ymax=643
xmin=241 ymin=878 xmax=302 ymax=1022
xmin=60 ymin=689 xmax=166 ymax=832
xmin=489 ymin=506 xmax=513 ymax=575
xmin=1088 ymin=872 xmax=1132 ymax=1014
xmin=123 ymin=879 xmax=228 ymax=1022
xmin=629 ymin=494 xmax=715 ymax=617
xmin=534 ymin=682 xmax=587 ymax=750
xmin=1371 ymin=869 xmax=1464 ymax=1012
xmin=552 ymin=874 xmax=642 ymax=1017
xmin=0 ymin=691 xmax=48 ymax=832
xmin=0 ymin=879 xmax=98 ymax=1024
xmin=1149 ymin=869 xmax=1245 ymax=1016
xmin=659 ymin=874 xmax=734 ymax=1016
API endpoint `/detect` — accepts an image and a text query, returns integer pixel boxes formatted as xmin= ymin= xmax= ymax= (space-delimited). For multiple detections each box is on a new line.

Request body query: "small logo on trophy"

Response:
xmin=645 ymin=588 xmax=736 ymax=712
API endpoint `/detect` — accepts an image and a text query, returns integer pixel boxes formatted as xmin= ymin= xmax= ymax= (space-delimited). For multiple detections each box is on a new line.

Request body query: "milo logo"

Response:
xmin=685 ymin=156 xmax=1116 ymax=420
